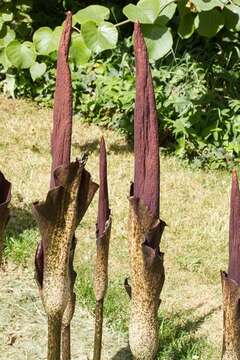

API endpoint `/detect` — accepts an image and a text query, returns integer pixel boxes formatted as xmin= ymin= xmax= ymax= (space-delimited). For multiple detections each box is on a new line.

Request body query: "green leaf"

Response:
xmin=178 ymin=13 xmax=195 ymax=38
xmin=191 ymin=0 xmax=226 ymax=11
xmin=195 ymin=9 xmax=224 ymax=37
xmin=30 ymin=62 xmax=47 ymax=81
xmin=33 ymin=27 xmax=53 ymax=55
xmin=142 ymin=24 xmax=173 ymax=60
xmin=82 ymin=21 xmax=118 ymax=53
xmin=0 ymin=48 xmax=11 ymax=69
xmin=69 ymin=32 xmax=91 ymax=65
xmin=0 ymin=27 xmax=15 ymax=48
xmin=123 ymin=0 xmax=161 ymax=24
xmin=3 ymin=73 xmax=16 ymax=98
xmin=1 ymin=12 xmax=13 ymax=22
xmin=6 ymin=40 xmax=36 ymax=69
xmin=223 ymin=4 xmax=240 ymax=31
xmin=178 ymin=0 xmax=190 ymax=16
xmin=52 ymin=26 xmax=63 ymax=51
xmin=74 ymin=5 xmax=110 ymax=25
xmin=156 ymin=2 xmax=177 ymax=25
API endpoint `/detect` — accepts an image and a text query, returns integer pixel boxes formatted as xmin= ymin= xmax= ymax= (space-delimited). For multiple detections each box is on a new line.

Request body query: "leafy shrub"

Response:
xmin=0 ymin=0 xmax=240 ymax=167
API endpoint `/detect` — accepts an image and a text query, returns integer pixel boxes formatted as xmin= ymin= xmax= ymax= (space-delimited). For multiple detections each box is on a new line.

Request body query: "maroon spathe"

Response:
xmin=50 ymin=11 xmax=73 ymax=188
xmin=0 ymin=172 xmax=11 ymax=206
xmin=35 ymin=12 xmax=73 ymax=287
xmin=97 ymin=137 xmax=110 ymax=238
xmin=228 ymin=169 xmax=240 ymax=284
xmin=133 ymin=22 xmax=160 ymax=219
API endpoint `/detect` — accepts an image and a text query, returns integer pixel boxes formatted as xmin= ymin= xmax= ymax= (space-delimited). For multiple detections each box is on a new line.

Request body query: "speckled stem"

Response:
xmin=61 ymin=325 xmax=71 ymax=360
xmin=48 ymin=315 xmax=62 ymax=360
xmin=128 ymin=198 xmax=165 ymax=360
xmin=221 ymin=272 xmax=240 ymax=360
xmin=93 ymin=218 xmax=112 ymax=359
xmin=93 ymin=298 xmax=104 ymax=360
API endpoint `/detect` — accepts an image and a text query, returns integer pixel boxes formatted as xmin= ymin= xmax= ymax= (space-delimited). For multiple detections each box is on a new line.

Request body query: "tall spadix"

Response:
xmin=93 ymin=136 xmax=112 ymax=360
xmin=127 ymin=22 xmax=165 ymax=360
xmin=133 ymin=22 xmax=160 ymax=219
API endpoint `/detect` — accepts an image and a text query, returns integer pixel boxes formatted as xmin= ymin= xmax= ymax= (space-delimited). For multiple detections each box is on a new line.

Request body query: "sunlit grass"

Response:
xmin=0 ymin=96 xmax=233 ymax=358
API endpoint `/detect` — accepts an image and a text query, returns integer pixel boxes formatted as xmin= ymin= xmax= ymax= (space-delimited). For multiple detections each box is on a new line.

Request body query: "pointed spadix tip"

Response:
xmin=232 ymin=168 xmax=238 ymax=181
xmin=66 ymin=11 xmax=72 ymax=20
xmin=100 ymin=135 xmax=105 ymax=148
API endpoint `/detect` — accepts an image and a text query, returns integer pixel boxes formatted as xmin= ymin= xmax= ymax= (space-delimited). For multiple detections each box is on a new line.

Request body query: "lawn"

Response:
xmin=0 ymin=96 xmax=233 ymax=359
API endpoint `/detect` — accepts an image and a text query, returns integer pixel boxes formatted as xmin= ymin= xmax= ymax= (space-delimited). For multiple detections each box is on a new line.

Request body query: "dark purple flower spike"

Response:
xmin=50 ymin=10 xmax=72 ymax=189
xmin=0 ymin=172 xmax=11 ymax=264
xmin=97 ymin=136 xmax=110 ymax=238
xmin=127 ymin=22 xmax=165 ymax=360
xmin=221 ymin=170 xmax=240 ymax=359
xmin=33 ymin=12 xmax=98 ymax=360
xmin=93 ymin=137 xmax=111 ymax=360
xmin=133 ymin=22 xmax=160 ymax=220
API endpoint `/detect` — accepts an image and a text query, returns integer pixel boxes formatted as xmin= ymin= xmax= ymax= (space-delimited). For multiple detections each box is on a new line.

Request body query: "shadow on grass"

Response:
xmin=108 ymin=142 xmax=133 ymax=154
xmin=72 ymin=140 xmax=99 ymax=154
xmin=72 ymin=139 xmax=133 ymax=155
xmin=7 ymin=206 xmax=36 ymax=236
xmin=111 ymin=306 xmax=218 ymax=360
xmin=111 ymin=345 xmax=132 ymax=360
xmin=5 ymin=206 xmax=38 ymax=264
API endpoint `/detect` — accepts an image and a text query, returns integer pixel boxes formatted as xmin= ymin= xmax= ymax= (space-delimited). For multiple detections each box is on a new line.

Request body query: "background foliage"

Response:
xmin=0 ymin=0 xmax=240 ymax=168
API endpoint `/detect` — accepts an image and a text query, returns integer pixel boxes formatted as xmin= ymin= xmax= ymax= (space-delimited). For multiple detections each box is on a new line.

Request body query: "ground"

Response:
xmin=0 ymin=96 xmax=232 ymax=359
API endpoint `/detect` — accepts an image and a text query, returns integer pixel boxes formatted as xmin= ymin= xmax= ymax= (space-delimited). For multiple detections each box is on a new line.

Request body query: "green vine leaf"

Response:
xmin=30 ymin=62 xmax=47 ymax=81
xmin=69 ymin=32 xmax=91 ymax=65
xmin=33 ymin=27 xmax=53 ymax=55
xmin=195 ymin=9 xmax=224 ymax=37
xmin=178 ymin=13 xmax=195 ymax=38
xmin=74 ymin=5 xmax=110 ymax=25
xmin=156 ymin=1 xmax=177 ymax=25
xmin=82 ymin=21 xmax=118 ymax=53
xmin=6 ymin=40 xmax=36 ymax=69
xmin=224 ymin=4 xmax=240 ymax=31
xmin=191 ymin=0 xmax=226 ymax=11
xmin=52 ymin=26 xmax=63 ymax=51
xmin=142 ymin=24 xmax=173 ymax=59
xmin=0 ymin=48 xmax=11 ymax=69
xmin=0 ymin=26 xmax=15 ymax=48
xmin=123 ymin=0 xmax=161 ymax=24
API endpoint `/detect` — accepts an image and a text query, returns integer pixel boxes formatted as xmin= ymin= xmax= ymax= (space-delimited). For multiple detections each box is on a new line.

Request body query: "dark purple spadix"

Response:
xmin=97 ymin=137 xmax=110 ymax=238
xmin=228 ymin=169 xmax=240 ymax=284
xmin=50 ymin=11 xmax=72 ymax=188
xmin=133 ymin=22 xmax=160 ymax=218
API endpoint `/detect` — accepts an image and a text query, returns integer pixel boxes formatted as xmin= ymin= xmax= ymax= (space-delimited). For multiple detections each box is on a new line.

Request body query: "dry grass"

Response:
xmin=0 ymin=95 xmax=234 ymax=358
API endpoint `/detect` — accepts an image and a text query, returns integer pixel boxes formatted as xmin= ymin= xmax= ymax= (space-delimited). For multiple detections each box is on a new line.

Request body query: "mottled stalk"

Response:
xmin=0 ymin=172 xmax=11 ymax=265
xmin=222 ymin=170 xmax=240 ymax=360
xmin=93 ymin=137 xmax=111 ymax=360
xmin=48 ymin=315 xmax=62 ymax=360
xmin=61 ymin=325 xmax=71 ymax=360
xmin=127 ymin=22 xmax=165 ymax=360
xmin=93 ymin=299 xmax=104 ymax=360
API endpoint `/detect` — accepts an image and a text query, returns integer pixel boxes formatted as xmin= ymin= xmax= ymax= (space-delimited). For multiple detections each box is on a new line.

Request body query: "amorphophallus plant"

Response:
xmin=93 ymin=136 xmax=111 ymax=360
xmin=221 ymin=170 xmax=240 ymax=360
xmin=126 ymin=22 xmax=165 ymax=360
xmin=0 ymin=172 xmax=11 ymax=265
xmin=33 ymin=12 xmax=98 ymax=360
